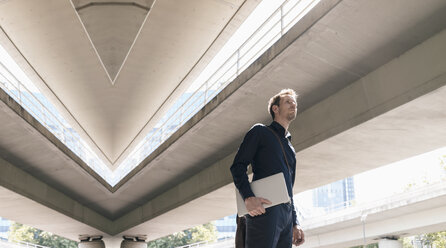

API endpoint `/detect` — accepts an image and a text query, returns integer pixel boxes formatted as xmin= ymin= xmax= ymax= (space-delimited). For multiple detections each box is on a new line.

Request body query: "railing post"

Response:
xmin=18 ymin=83 xmax=22 ymax=105
xmin=280 ymin=5 xmax=284 ymax=36
xmin=204 ymin=82 xmax=208 ymax=103
xmin=179 ymin=104 xmax=183 ymax=125
xmin=236 ymin=49 xmax=240 ymax=75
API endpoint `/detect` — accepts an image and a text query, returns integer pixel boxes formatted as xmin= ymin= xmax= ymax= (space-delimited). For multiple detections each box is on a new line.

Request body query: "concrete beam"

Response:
xmin=113 ymin=153 xmax=235 ymax=236
xmin=0 ymin=88 xmax=113 ymax=192
xmin=292 ymin=27 xmax=446 ymax=191
xmin=0 ymin=156 xmax=113 ymax=238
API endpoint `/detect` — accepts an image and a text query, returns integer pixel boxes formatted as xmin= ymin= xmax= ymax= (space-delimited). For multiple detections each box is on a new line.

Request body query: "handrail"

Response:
xmin=0 ymin=239 xmax=51 ymax=248
xmin=0 ymin=62 xmax=112 ymax=182
xmin=174 ymin=236 xmax=234 ymax=248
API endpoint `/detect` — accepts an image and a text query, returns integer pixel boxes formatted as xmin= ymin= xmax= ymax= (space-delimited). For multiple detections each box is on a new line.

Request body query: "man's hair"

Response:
xmin=268 ymin=89 xmax=298 ymax=120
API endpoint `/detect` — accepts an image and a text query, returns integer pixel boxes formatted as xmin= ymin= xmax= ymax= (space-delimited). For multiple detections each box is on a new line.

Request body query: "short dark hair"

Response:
xmin=267 ymin=89 xmax=298 ymax=120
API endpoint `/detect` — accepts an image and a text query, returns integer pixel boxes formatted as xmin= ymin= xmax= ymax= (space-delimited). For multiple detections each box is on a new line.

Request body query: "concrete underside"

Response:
xmin=0 ymin=0 xmax=257 ymax=166
xmin=0 ymin=0 xmax=445 ymax=243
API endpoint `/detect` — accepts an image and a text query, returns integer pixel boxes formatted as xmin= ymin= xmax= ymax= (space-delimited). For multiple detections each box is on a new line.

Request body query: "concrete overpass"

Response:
xmin=1 ymin=0 xmax=446 ymax=247
xmin=300 ymin=181 xmax=446 ymax=248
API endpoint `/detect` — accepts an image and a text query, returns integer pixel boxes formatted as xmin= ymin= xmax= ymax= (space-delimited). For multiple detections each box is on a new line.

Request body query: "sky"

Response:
xmin=354 ymin=146 xmax=446 ymax=203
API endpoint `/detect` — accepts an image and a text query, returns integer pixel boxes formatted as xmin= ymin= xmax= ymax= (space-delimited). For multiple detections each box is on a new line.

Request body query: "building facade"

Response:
xmin=312 ymin=177 xmax=355 ymax=212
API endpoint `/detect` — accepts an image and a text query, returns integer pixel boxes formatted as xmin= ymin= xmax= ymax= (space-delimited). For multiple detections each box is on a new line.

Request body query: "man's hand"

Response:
xmin=292 ymin=225 xmax=305 ymax=246
xmin=244 ymin=197 xmax=272 ymax=217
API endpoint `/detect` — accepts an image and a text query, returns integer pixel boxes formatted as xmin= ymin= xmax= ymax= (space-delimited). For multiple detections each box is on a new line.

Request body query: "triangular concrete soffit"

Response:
xmin=73 ymin=0 xmax=153 ymax=83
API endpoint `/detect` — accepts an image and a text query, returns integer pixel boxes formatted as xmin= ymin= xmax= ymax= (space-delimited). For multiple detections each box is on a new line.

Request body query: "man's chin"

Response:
xmin=287 ymin=114 xmax=296 ymax=121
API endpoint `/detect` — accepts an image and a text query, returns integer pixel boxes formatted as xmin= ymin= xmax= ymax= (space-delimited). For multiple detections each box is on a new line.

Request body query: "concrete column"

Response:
xmin=378 ymin=238 xmax=402 ymax=248
xmin=119 ymin=236 xmax=147 ymax=248
xmin=102 ymin=237 xmax=122 ymax=248
xmin=79 ymin=236 xmax=146 ymax=248
xmin=78 ymin=236 xmax=105 ymax=248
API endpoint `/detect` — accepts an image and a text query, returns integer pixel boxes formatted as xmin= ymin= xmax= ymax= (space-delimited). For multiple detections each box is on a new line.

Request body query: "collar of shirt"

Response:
xmin=269 ymin=121 xmax=292 ymax=141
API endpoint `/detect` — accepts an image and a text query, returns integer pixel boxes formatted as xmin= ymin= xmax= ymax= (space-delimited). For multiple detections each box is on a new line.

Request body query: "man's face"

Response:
xmin=277 ymin=95 xmax=297 ymax=121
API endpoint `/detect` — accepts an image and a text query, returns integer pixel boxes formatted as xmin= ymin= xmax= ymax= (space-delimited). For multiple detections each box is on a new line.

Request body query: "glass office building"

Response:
xmin=0 ymin=217 xmax=10 ymax=240
xmin=312 ymin=177 xmax=355 ymax=212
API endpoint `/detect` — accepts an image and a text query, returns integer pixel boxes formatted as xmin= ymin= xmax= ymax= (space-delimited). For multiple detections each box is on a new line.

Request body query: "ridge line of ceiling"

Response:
xmin=108 ymin=0 xmax=157 ymax=84
xmin=68 ymin=0 xmax=114 ymax=85
xmin=108 ymin=0 xmax=252 ymax=166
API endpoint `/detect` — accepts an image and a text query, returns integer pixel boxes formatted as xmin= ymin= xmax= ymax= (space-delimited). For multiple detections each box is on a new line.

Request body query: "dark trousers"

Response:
xmin=246 ymin=203 xmax=293 ymax=248
xmin=235 ymin=215 xmax=247 ymax=248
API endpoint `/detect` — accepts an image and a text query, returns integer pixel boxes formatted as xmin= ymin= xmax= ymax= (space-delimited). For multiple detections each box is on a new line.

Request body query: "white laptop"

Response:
xmin=236 ymin=173 xmax=290 ymax=216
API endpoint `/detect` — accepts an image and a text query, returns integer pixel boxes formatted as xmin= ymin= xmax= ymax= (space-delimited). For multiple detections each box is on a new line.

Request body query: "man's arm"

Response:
xmin=230 ymin=125 xmax=271 ymax=216
xmin=291 ymin=198 xmax=305 ymax=246
xmin=291 ymin=197 xmax=299 ymax=226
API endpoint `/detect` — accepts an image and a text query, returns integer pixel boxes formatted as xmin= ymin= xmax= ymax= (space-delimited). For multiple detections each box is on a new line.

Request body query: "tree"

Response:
xmin=424 ymin=231 xmax=446 ymax=248
xmin=147 ymin=223 xmax=217 ymax=248
xmin=8 ymin=222 xmax=78 ymax=248
xmin=402 ymin=231 xmax=446 ymax=248
xmin=350 ymin=243 xmax=378 ymax=248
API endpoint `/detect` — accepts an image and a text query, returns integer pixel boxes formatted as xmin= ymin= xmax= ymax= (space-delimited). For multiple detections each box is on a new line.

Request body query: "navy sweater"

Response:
xmin=230 ymin=121 xmax=299 ymax=226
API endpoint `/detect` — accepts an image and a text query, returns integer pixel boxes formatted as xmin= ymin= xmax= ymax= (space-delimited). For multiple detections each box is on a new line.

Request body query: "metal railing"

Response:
xmin=0 ymin=61 xmax=113 ymax=183
xmin=174 ymin=237 xmax=234 ymax=248
xmin=0 ymin=0 xmax=320 ymax=185
xmin=0 ymin=239 xmax=50 ymax=248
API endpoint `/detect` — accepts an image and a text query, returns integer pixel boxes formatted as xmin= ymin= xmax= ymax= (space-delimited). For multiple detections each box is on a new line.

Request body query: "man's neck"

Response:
xmin=274 ymin=118 xmax=290 ymax=133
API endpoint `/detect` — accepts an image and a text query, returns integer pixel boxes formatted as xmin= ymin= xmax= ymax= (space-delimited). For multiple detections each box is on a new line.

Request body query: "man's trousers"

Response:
xmin=245 ymin=203 xmax=293 ymax=248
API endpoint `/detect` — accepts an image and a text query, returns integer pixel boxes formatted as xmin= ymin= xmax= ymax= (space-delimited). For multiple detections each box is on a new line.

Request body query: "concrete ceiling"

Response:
xmin=0 ymin=0 xmax=248 ymax=166
xmin=0 ymin=0 xmax=446 ymax=245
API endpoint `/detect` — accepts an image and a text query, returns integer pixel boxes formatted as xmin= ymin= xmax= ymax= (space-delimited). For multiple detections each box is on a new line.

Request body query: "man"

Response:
xmin=230 ymin=89 xmax=305 ymax=248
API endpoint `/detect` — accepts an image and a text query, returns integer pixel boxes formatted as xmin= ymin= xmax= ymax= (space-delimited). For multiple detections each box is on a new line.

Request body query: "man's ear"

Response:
xmin=272 ymin=105 xmax=279 ymax=115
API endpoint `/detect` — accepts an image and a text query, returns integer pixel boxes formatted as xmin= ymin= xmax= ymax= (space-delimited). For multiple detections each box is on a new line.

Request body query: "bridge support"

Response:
xmin=378 ymin=237 xmax=402 ymax=248
xmin=79 ymin=236 xmax=105 ymax=248
xmin=79 ymin=235 xmax=147 ymax=248
xmin=120 ymin=236 xmax=147 ymax=248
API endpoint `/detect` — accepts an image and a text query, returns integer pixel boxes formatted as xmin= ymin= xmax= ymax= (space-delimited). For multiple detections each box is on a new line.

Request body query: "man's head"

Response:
xmin=268 ymin=89 xmax=298 ymax=122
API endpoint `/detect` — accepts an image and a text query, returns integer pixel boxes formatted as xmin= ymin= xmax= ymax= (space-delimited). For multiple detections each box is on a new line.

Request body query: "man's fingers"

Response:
xmin=295 ymin=229 xmax=305 ymax=246
xmin=259 ymin=197 xmax=272 ymax=205
xmin=249 ymin=209 xmax=261 ymax=216
xmin=296 ymin=230 xmax=302 ymax=239
xmin=248 ymin=207 xmax=266 ymax=216
xmin=248 ymin=211 xmax=256 ymax=217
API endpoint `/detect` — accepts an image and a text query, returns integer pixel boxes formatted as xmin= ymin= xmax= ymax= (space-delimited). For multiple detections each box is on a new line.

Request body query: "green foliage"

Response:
xmin=147 ymin=223 xmax=217 ymax=248
xmin=8 ymin=222 xmax=78 ymax=248
xmin=350 ymin=243 xmax=378 ymax=248
xmin=401 ymin=236 xmax=414 ymax=248
xmin=424 ymin=231 xmax=446 ymax=248
xmin=401 ymin=231 xmax=446 ymax=248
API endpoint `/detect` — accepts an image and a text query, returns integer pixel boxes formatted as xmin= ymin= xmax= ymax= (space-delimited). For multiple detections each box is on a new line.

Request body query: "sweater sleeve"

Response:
xmin=291 ymin=197 xmax=300 ymax=226
xmin=230 ymin=125 xmax=262 ymax=200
